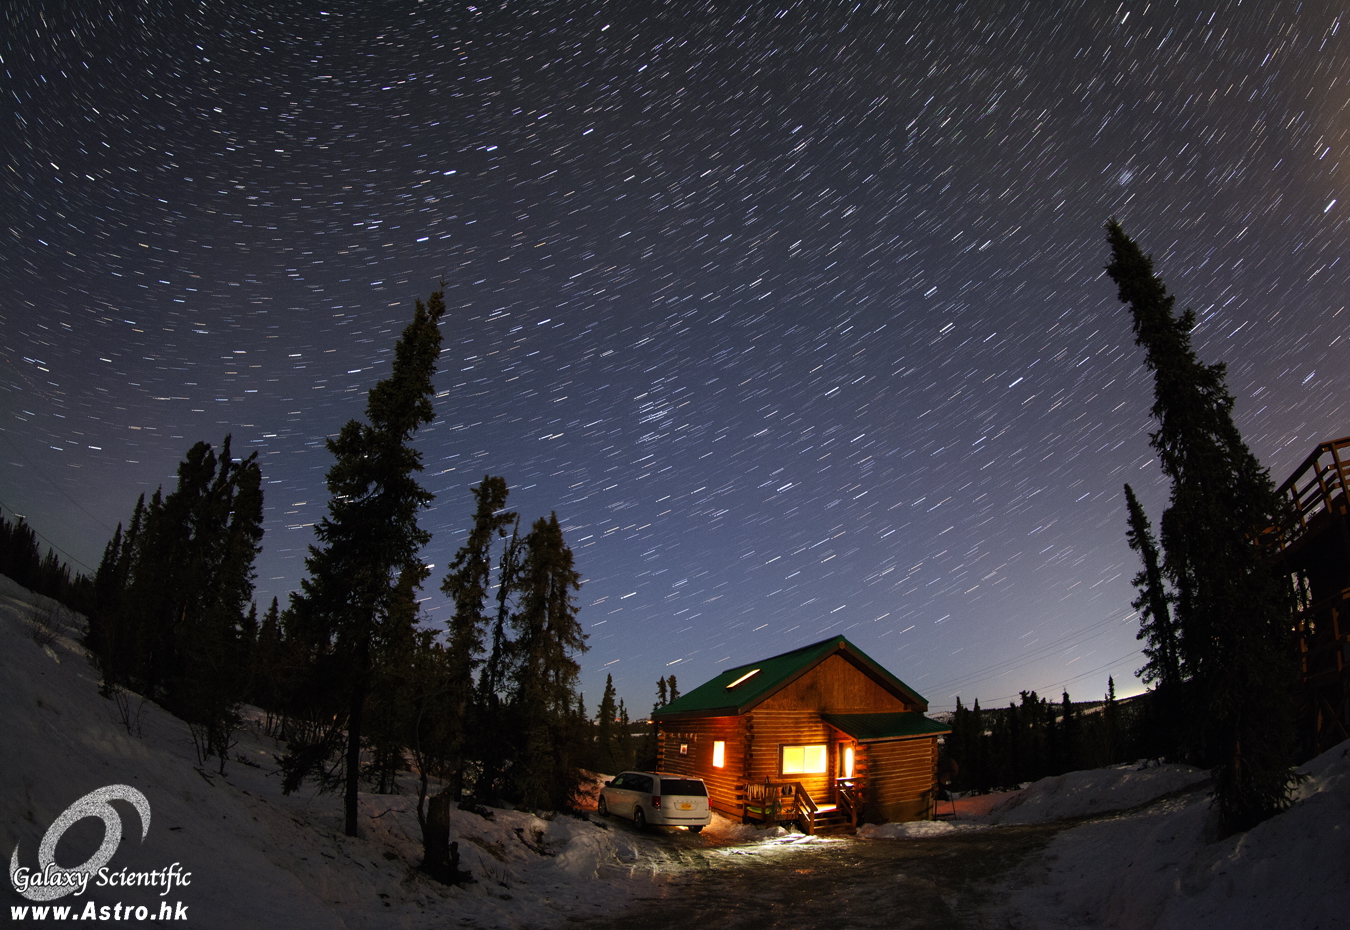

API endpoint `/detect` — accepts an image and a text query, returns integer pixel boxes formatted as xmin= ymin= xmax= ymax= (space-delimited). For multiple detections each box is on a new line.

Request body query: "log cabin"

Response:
xmin=652 ymin=635 xmax=949 ymax=834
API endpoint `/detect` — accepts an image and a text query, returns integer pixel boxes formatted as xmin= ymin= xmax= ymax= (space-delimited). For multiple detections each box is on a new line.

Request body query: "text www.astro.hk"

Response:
xmin=10 ymin=900 xmax=189 ymax=921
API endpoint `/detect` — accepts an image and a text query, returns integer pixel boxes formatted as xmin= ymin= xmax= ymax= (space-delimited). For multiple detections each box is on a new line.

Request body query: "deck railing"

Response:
xmin=1275 ymin=434 xmax=1350 ymax=550
xmin=744 ymin=779 xmax=814 ymax=828
xmin=743 ymin=777 xmax=864 ymax=834
xmin=836 ymin=777 xmax=863 ymax=830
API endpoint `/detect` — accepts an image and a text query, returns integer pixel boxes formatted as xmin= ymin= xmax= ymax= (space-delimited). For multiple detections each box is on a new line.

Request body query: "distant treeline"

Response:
xmin=0 ymin=508 xmax=92 ymax=615
xmin=945 ymin=679 xmax=1160 ymax=793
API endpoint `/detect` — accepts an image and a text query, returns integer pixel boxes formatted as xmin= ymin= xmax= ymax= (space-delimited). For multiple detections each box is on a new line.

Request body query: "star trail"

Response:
xmin=5 ymin=1 xmax=1349 ymax=714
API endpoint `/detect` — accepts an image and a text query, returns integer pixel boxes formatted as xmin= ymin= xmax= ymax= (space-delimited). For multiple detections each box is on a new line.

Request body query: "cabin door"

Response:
xmin=836 ymin=741 xmax=855 ymax=780
xmin=834 ymin=740 xmax=858 ymax=805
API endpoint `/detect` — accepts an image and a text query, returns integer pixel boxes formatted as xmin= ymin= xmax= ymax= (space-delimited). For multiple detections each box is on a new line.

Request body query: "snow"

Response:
xmin=4 ymin=574 xmax=1348 ymax=929
xmin=857 ymin=818 xmax=987 ymax=838
xmin=0 ymin=577 xmax=694 ymax=929
xmin=975 ymin=761 xmax=1210 ymax=825
xmin=984 ymin=747 xmax=1350 ymax=929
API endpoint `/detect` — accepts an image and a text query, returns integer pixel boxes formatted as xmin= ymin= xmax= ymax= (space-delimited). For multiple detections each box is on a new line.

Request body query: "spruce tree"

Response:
xmin=1124 ymin=483 xmax=1185 ymax=760
xmin=472 ymin=515 xmax=523 ymax=804
xmin=506 ymin=512 xmax=587 ymax=810
xmin=595 ymin=674 xmax=619 ymax=774
xmin=87 ymin=438 xmax=263 ymax=768
xmin=617 ymin=698 xmax=633 ymax=772
xmin=1060 ymin=691 xmax=1080 ymax=773
xmin=287 ymin=290 xmax=445 ymax=837
xmin=1124 ymin=484 xmax=1180 ymax=691
xmin=1105 ymin=221 xmax=1299 ymax=832
xmin=441 ymin=475 xmax=515 ymax=796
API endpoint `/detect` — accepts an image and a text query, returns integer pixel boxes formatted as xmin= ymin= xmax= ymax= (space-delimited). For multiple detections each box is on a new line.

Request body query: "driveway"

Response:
xmin=565 ymin=819 xmax=1075 ymax=930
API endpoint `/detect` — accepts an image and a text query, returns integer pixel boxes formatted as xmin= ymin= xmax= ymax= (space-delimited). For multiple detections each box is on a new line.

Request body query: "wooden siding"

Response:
xmin=655 ymin=716 xmax=748 ymax=817
xmin=862 ymin=737 xmax=938 ymax=823
xmin=744 ymin=709 xmax=836 ymax=804
xmin=756 ymin=653 xmax=917 ymax=714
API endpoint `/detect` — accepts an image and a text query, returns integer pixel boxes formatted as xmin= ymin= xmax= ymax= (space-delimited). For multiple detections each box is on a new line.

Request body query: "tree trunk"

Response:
xmin=421 ymin=790 xmax=471 ymax=884
xmin=344 ymin=673 xmax=366 ymax=837
xmin=422 ymin=789 xmax=452 ymax=881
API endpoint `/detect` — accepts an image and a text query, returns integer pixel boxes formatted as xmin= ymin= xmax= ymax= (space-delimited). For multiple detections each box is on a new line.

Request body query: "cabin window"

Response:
xmin=679 ymin=743 xmax=689 ymax=755
xmin=712 ymin=741 xmax=725 ymax=767
xmin=780 ymin=744 xmax=828 ymax=775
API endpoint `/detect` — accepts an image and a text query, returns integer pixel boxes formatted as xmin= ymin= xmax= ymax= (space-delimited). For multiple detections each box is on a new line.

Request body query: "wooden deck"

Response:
xmin=743 ymin=778 xmax=862 ymax=835
xmin=1273 ymin=435 xmax=1350 ymax=755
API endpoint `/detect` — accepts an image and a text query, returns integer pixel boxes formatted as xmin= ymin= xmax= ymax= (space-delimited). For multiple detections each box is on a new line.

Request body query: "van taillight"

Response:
xmin=651 ymin=795 xmax=661 ymax=808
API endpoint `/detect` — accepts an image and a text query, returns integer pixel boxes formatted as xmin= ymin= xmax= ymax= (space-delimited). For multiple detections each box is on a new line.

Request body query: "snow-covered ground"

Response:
xmin=4 ymin=575 xmax=1348 ymax=928
xmin=981 ymin=745 xmax=1350 ymax=929
xmin=0 ymin=577 xmax=711 ymax=929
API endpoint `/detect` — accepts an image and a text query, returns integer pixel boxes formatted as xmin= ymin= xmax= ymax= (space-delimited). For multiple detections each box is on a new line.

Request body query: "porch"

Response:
xmin=742 ymin=776 xmax=865 ymax=835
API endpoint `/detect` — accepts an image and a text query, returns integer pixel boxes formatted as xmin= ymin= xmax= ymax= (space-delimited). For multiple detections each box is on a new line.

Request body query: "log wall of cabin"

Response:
xmin=655 ymin=716 xmax=748 ymax=817
xmin=862 ymin=737 xmax=938 ymax=823
xmin=756 ymin=654 xmax=917 ymax=713
xmin=744 ymin=709 xmax=837 ymax=804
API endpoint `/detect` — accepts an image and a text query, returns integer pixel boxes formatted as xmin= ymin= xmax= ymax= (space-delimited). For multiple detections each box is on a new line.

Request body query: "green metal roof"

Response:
xmin=653 ymin=635 xmax=929 ymax=720
xmin=821 ymin=711 xmax=951 ymax=742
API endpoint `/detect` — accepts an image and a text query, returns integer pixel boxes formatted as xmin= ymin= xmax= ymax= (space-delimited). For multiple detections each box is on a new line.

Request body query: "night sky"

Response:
xmin=5 ymin=1 xmax=1349 ymax=717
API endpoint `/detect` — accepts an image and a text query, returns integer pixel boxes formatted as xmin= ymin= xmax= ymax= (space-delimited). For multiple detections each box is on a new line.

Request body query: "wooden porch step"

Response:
xmin=806 ymin=808 xmax=855 ymax=836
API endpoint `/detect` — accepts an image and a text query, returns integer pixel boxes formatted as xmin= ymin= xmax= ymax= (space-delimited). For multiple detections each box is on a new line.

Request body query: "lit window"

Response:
xmin=781 ymin=744 xmax=828 ymax=775
xmin=712 ymin=741 xmax=725 ymax=767
xmin=680 ymin=743 xmax=688 ymax=755
xmin=840 ymin=745 xmax=854 ymax=779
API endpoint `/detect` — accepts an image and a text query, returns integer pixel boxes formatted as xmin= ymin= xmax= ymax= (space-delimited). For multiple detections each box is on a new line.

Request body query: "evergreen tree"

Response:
xmin=1125 ymin=483 xmax=1186 ymax=762
xmin=506 ymin=513 xmax=588 ymax=810
xmin=287 ymin=290 xmax=445 ymax=837
xmin=441 ymin=475 xmax=515 ymax=796
xmin=1124 ymin=484 xmax=1180 ymax=691
xmin=1106 ymin=221 xmax=1299 ymax=832
xmin=472 ymin=515 xmax=523 ymax=804
xmin=1060 ymin=691 xmax=1081 ymax=773
xmin=87 ymin=438 xmax=263 ymax=769
xmin=182 ymin=440 xmax=264 ymax=772
xmin=594 ymin=674 xmax=619 ymax=774
xmin=252 ymin=598 xmax=283 ymax=732
xmin=617 ymin=698 xmax=634 ymax=772
xmin=0 ymin=509 xmax=92 ymax=618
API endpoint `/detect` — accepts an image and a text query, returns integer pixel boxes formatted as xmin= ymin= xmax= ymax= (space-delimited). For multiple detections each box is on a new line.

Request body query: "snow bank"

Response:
xmin=979 ymin=762 xmax=1209 ymax=825
xmin=700 ymin=812 xmax=789 ymax=843
xmin=0 ymin=577 xmax=690 ymax=929
xmin=990 ymin=743 xmax=1350 ymax=929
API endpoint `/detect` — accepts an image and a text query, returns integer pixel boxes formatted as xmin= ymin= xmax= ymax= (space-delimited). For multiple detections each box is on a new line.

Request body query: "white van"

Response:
xmin=598 ymin=771 xmax=711 ymax=833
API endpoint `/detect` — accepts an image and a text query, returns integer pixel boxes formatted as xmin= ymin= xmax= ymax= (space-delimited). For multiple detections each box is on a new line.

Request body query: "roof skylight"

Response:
xmin=725 ymin=668 xmax=762 ymax=689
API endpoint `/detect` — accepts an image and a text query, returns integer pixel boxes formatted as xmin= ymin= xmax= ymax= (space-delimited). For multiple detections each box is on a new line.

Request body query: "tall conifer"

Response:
xmin=1105 ymin=221 xmax=1298 ymax=832
xmin=441 ymin=476 xmax=515 ymax=795
xmin=288 ymin=290 xmax=444 ymax=837
xmin=507 ymin=513 xmax=587 ymax=810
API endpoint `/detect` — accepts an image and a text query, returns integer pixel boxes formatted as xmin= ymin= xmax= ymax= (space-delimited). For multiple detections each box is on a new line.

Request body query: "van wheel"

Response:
xmin=689 ymin=825 xmax=703 ymax=834
xmin=597 ymin=796 xmax=608 ymax=816
xmin=633 ymin=808 xmax=647 ymax=831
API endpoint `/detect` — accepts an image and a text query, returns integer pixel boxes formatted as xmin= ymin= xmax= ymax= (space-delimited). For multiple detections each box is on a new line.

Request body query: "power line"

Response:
xmin=925 ymin=610 xmax=1136 ymax=698
xmin=0 ymin=496 xmax=101 ymax=575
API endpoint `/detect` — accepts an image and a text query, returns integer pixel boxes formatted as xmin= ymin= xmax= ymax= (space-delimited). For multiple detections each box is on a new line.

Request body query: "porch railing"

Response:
xmin=744 ymin=778 xmax=864 ymax=834
xmin=836 ymin=777 xmax=863 ymax=831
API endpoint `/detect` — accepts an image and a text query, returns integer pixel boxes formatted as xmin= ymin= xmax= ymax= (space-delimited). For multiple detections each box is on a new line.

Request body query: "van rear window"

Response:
xmin=660 ymin=778 xmax=707 ymax=796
